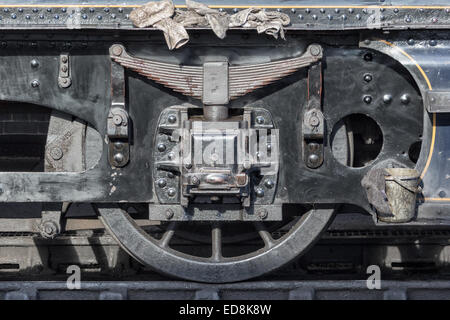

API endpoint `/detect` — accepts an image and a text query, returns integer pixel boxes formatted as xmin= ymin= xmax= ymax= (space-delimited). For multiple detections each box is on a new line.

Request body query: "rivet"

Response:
xmin=305 ymin=8 xmax=311 ymax=14
xmin=167 ymin=114 xmax=177 ymax=123
xmin=364 ymin=39 xmax=371 ymax=45
xmin=341 ymin=14 xmax=347 ymax=20
xmin=362 ymin=8 xmax=368 ymax=14
xmin=348 ymin=8 xmax=354 ymax=14
xmin=439 ymin=190 xmax=446 ymax=198
xmin=47 ymin=8 xmax=52 ymax=12
xmin=18 ymin=8 xmax=23 ymax=13
xmin=89 ymin=8 xmax=95 ymax=13
xmin=334 ymin=8 xmax=340 ymax=13
xmin=431 ymin=17 xmax=438 ymax=23
xmin=30 ymin=59 xmax=39 ymax=68
xmin=157 ymin=143 xmax=166 ymax=152
xmin=394 ymin=8 xmax=399 ymax=13
xmin=25 ymin=15 xmax=30 ymax=19
xmin=364 ymin=74 xmax=372 ymax=82
xmin=298 ymin=14 xmax=304 ymax=20
xmin=157 ymin=178 xmax=167 ymax=188
xmin=430 ymin=39 xmax=437 ymax=46
xmin=380 ymin=15 xmax=385 ymax=21
xmin=380 ymin=8 xmax=385 ymax=12
xmin=233 ymin=8 xmax=238 ymax=13
xmin=400 ymin=94 xmax=410 ymax=104
xmin=290 ymin=8 xmax=296 ymax=13
xmin=356 ymin=14 xmax=361 ymax=20
xmin=118 ymin=8 xmax=123 ymax=13
xmin=320 ymin=8 xmax=325 ymax=13
xmin=407 ymin=38 xmax=415 ymax=45
xmin=62 ymin=8 xmax=67 ymax=13
xmin=267 ymin=144 xmax=272 ymax=152
xmin=3 ymin=8 xmax=8 ymax=13
xmin=111 ymin=14 xmax=116 ymax=19
xmin=256 ymin=116 xmax=265 ymax=124
xmin=82 ymin=14 xmax=87 ymax=19
xmin=11 ymin=13 xmax=16 ymax=19
xmin=363 ymin=95 xmax=372 ymax=104
xmin=97 ymin=15 xmax=102 ymax=20
xmin=167 ymin=188 xmax=176 ymax=197
xmin=32 ymin=8 xmax=38 ymax=13
xmin=113 ymin=153 xmax=124 ymax=163
xmin=383 ymin=94 xmax=393 ymax=104
xmin=255 ymin=187 xmax=265 ymax=197
xmin=405 ymin=16 xmax=412 ymax=23
xmin=168 ymin=152 xmax=175 ymax=160
xmin=104 ymin=8 xmax=110 ymax=12
xmin=54 ymin=14 xmax=59 ymax=19
xmin=39 ymin=15 xmax=44 ymax=19
xmin=276 ymin=8 xmax=281 ymax=12
xmin=31 ymin=79 xmax=40 ymax=88
xmin=312 ymin=14 xmax=318 ymax=20
xmin=265 ymin=180 xmax=274 ymax=189
xmin=327 ymin=14 xmax=333 ymax=20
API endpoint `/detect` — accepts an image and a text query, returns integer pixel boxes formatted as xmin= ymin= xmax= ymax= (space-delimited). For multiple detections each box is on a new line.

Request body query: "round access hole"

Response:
xmin=331 ymin=114 xmax=383 ymax=167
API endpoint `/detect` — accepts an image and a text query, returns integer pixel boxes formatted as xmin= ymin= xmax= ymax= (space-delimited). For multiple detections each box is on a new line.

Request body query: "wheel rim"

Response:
xmin=97 ymin=205 xmax=336 ymax=283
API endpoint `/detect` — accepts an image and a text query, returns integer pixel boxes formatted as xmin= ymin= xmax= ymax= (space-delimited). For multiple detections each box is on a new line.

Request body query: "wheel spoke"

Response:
xmin=159 ymin=222 xmax=177 ymax=248
xmin=211 ymin=223 xmax=222 ymax=262
xmin=253 ymin=221 xmax=275 ymax=248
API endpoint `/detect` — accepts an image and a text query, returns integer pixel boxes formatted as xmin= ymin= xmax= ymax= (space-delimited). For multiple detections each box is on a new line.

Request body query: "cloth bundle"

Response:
xmin=130 ymin=0 xmax=290 ymax=50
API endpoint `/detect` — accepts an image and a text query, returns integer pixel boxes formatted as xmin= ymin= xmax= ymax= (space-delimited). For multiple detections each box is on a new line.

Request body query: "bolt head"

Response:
xmin=157 ymin=143 xmax=166 ymax=152
xmin=113 ymin=153 xmax=124 ymax=164
xmin=111 ymin=45 xmax=123 ymax=56
xmin=257 ymin=209 xmax=268 ymax=220
xmin=112 ymin=114 xmax=123 ymax=126
xmin=308 ymin=154 xmax=320 ymax=166
xmin=255 ymin=116 xmax=265 ymax=124
xmin=157 ymin=178 xmax=167 ymax=188
xmin=31 ymin=80 xmax=40 ymax=88
xmin=363 ymin=95 xmax=372 ymax=104
xmin=30 ymin=59 xmax=39 ymax=68
xmin=167 ymin=114 xmax=177 ymax=123
xmin=264 ymin=179 xmax=275 ymax=189
xmin=364 ymin=74 xmax=373 ymax=82
xmin=255 ymin=187 xmax=265 ymax=198
xmin=167 ymin=188 xmax=176 ymax=197
xmin=400 ymin=94 xmax=410 ymax=104
xmin=49 ymin=147 xmax=63 ymax=160
xmin=165 ymin=209 xmax=174 ymax=219
xmin=309 ymin=45 xmax=321 ymax=56
xmin=383 ymin=94 xmax=393 ymax=104
xmin=191 ymin=176 xmax=200 ymax=185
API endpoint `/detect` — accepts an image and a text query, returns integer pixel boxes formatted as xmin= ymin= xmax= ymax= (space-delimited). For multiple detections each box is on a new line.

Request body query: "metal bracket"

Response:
xmin=58 ymin=53 xmax=72 ymax=88
xmin=108 ymin=49 xmax=130 ymax=168
xmin=39 ymin=203 xmax=64 ymax=239
xmin=425 ymin=90 xmax=450 ymax=113
xmin=302 ymin=61 xmax=324 ymax=169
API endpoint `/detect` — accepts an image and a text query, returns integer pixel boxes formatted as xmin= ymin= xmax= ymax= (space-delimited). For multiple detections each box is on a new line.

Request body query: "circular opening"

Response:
xmin=331 ymin=114 xmax=383 ymax=167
